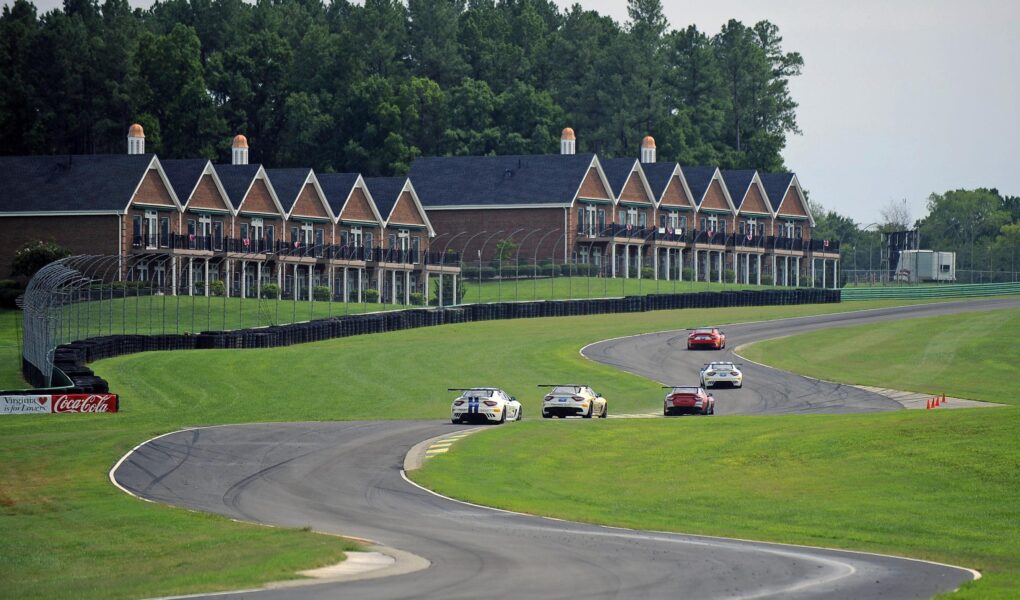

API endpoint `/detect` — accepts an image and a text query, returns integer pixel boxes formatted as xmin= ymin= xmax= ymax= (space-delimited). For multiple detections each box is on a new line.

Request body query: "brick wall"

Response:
xmin=426 ymin=206 xmax=569 ymax=263
xmin=0 ymin=215 xmax=120 ymax=278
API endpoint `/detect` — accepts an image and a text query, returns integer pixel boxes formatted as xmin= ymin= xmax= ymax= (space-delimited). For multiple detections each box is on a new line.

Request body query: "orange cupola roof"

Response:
xmin=232 ymin=134 xmax=249 ymax=149
xmin=128 ymin=123 xmax=145 ymax=137
xmin=561 ymin=127 xmax=576 ymax=141
xmin=641 ymin=135 xmax=656 ymax=149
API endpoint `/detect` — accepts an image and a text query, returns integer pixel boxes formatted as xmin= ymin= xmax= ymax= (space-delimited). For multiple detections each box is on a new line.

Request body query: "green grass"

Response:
xmin=413 ymin=308 xmax=1020 ymax=598
xmin=0 ymin=310 xmax=25 ymax=389
xmin=740 ymin=308 xmax=1020 ymax=406
xmin=0 ymin=299 xmax=937 ymax=598
xmin=450 ymin=274 xmax=788 ymax=304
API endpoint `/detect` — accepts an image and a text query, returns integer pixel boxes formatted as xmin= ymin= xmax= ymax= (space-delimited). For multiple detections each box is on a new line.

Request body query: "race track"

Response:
xmin=114 ymin=298 xmax=1019 ymax=599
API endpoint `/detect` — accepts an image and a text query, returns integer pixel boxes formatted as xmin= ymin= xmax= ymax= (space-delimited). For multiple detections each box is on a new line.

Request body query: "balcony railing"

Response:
xmin=768 ymin=236 xmax=804 ymax=252
xmin=808 ymin=238 xmax=840 ymax=253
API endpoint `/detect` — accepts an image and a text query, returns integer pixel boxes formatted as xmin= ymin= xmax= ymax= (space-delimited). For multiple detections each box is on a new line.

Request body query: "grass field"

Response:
xmin=740 ymin=308 xmax=1020 ymax=407
xmin=413 ymin=308 xmax=1020 ymax=598
xmin=0 ymin=299 xmax=938 ymax=599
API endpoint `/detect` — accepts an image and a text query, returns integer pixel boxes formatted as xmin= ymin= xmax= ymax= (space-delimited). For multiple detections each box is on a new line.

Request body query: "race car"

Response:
xmin=662 ymin=386 xmax=715 ymax=416
xmin=540 ymin=385 xmax=608 ymax=419
xmin=450 ymin=388 xmax=522 ymax=424
xmin=687 ymin=327 xmax=726 ymax=350
xmin=700 ymin=362 xmax=743 ymax=388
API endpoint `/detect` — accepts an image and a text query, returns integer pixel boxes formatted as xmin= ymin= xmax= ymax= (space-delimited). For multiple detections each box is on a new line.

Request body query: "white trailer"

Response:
xmin=895 ymin=250 xmax=956 ymax=282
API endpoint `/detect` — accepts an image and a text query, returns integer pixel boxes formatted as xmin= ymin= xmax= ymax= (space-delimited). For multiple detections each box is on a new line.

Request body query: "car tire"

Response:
xmin=583 ymin=404 xmax=593 ymax=419
xmin=709 ymin=404 xmax=715 ymax=415
xmin=498 ymin=411 xmax=506 ymax=424
xmin=601 ymin=404 xmax=608 ymax=418
xmin=542 ymin=411 xmax=551 ymax=419
xmin=517 ymin=407 xmax=523 ymax=421
xmin=451 ymin=418 xmax=459 ymax=424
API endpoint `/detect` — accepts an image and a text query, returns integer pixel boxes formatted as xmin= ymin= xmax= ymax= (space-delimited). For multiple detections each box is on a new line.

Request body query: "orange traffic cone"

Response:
xmin=926 ymin=398 xmax=932 ymax=410
xmin=936 ymin=395 xmax=942 ymax=407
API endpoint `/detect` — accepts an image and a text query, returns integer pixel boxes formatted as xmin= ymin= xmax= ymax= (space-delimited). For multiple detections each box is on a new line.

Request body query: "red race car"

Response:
xmin=663 ymin=386 xmax=715 ymax=416
xmin=687 ymin=327 xmax=726 ymax=350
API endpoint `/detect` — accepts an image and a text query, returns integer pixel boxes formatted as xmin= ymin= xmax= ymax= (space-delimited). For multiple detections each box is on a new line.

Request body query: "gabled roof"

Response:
xmin=364 ymin=177 xmax=436 ymax=236
xmin=214 ymin=164 xmax=263 ymax=211
xmin=0 ymin=154 xmax=176 ymax=214
xmin=265 ymin=168 xmax=311 ymax=214
xmin=639 ymin=162 xmax=694 ymax=207
xmin=317 ymin=172 xmax=385 ymax=224
xmin=363 ymin=177 xmax=408 ymax=220
xmin=759 ymin=172 xmax=796 ymax=213
xmin=408 ymin=153 xmax=604 ymax=208
xmin=679 ymin=166 xmax=718 ymax=206
xmin=720 ymin=170 xmax=756 ymax=210
xmin=161 ymin=159 xmax=209 ymax=205
xmin=760 ymin=172 xmax=814 ymax=226
xmin=600 ymin=158 xmax=638 ymax=198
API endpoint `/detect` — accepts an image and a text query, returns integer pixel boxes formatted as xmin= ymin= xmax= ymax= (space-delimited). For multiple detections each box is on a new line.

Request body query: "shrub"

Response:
xmin=209 ymin=280 xmax=225 ymax=296
xmin=11 ymin=240 xmax=71 ymax=279
xmin=261 ymin=283 xmax=281 ymax=299
xmin=682 ymin=267 xmax=694 ymax=281
xmin=540 ymin=263 xmax=559 ymax=277
xmin=641 ymin=267 xmax=655 ymax=279
xmin=363 ymin=288 xmax=380 ymax=303
xmin=312 ymin=285 xmax=331 ymax=301
xmin=410 ymin=292 xmax=424 ymax=306
xmin=760 ymin=275 xmax=774 ymax=286
xmin=0 ymin=283 xmax=20 ymax=309
xmin=723 ymin=269 xmax=736 ymax=282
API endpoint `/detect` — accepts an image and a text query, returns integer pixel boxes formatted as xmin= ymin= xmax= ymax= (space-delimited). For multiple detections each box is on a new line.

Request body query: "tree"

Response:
xmin=11 ymin=240 xmax=71 ymax=279
xmin=918 ymin=189 xmax=1009 ymax=272
xmin=879 ymin=198 xmax=912 ymax=232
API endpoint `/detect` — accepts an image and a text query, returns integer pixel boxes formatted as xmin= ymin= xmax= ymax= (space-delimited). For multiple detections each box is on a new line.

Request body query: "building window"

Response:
xmin=132 ymin=216 xmax=142 ymax=247
xmin=213 ymin=221 xmax=223 ymax=251
xmin=719 ymin=220 xmax=727 ymax=236
xmin=700 ymin=216 xmax=707 ymax=231
xmin=160 ymin=217 xmax=170 ymax=247
xmin=796 ymin=225 xmax=803 ymax=239
xmin=680 ymin=215 xmax=687 ymax=231
xmin=364 ymin=231 xmax=373 ymax=249
xmin=145 ymin=210 xmax=158 ymax=248
xmin=240 ymin=223 xmax=249 ymax=241
xmin=266 ymin=225 xmax=275 ymax=247
xmin=598 ymin=209 xmax=606 ymax=232
xmin=340 ymin=230 xmax=349 ymax=246
xmin=291 ymin=226 xmax=299 ymax=244
xmin=639 ymin=211 xmax=647 ymax=228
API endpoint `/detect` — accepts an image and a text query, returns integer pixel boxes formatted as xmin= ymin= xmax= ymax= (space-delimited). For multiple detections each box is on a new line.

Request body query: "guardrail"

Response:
xmin=841 ymin=282 xmax=1020 ymax=301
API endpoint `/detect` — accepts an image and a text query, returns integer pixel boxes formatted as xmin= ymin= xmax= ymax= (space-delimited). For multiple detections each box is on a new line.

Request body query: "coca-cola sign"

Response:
xmin=1 ymin=394 xmax=118 ymax=414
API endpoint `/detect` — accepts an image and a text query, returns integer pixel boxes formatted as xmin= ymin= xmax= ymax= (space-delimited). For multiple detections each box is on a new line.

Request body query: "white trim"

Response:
xmin=240 ymin=166 xmax=288 ymax=218
xmin=737 ymin=172 xmax=777 ymax=219
xmin=0 ymin=210 xmax=125 ymax=217
xmin=122 ymin=157 xmax=184 ymax=214
xmin=399 ymin=179 xmax=436 ymax=237
xmin=652 ymin=163 xmax=697 ymax=210
xmin=424 ymin=203 xmax=571 ymax=210
xmin=333 ymin=174 xmax=386 ymax=226
xmin=568 ymin=156 xmax=615 ymax=208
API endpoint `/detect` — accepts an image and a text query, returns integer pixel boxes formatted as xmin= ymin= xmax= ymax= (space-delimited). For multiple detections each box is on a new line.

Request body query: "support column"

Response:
xmin=452 ymin=273 xmax=458 ymax=304
xmin=756 ymin=254 xmax=762 ymax=285
xmin=717 ymin=252 xmax=723 ymax=283
xmin=256 ymin=262 xmax=262 ymax=298
xmin=693 ymin=250 xmax=699 ymax=282
xmin=224 ymin=260 xmax=231 ymax=298
xmin=822 ymin=259 xmax=827 ymax=288
xmin=188 ymin=258 xmax=194 ymax=296
xmin=438 ymin=273 xmax=444 ymax=307
xmin=391 ymin=270 xmax=397 ymax=304
xmin=652 ymin=246 xmax=658 ymax=280
xmin=357 ymin=268 xmax=363 ymax=303
xmin=833 ymin=260 xmax=839 ymax=289
xmin=240 ymin=261 xmax=247 ymax=298
xmin=276 ymin=263 xmax=282 ymax=290
xmin=772 ymin=255 xmax=777 ymax=286
xmin=404 ymin=270 xmax=410 ymax=305
xmin=795 ymin=257 xmax=800 ymax=287
xmin=611 ymin=244 xmax=617 ymax=278
xmin=811 ymin=258 xmax=816 ymax=288
xmin=203 ymin=258 xmax=210 ymax=297
xmin=343 ymin=267 xmax=349 ymax=302
xmin=328 ymin=266 xmax=334 ymax=299
xmin=637 ymin=245 xmax=643 ymax=279
xmin=665 ymin=249 xmax=671 ymax=281
xmin=308 ymin=264 xmax=313 ymax=301
xmin=623 ymin=245 xmax=630 ymax=279
xmin=171 ymin=256 xmax=178 ymax=295
xmin=424 ymin=272 xmax=430 ymax=306
xmin=733 ymin=253 xmax=739 ymax=284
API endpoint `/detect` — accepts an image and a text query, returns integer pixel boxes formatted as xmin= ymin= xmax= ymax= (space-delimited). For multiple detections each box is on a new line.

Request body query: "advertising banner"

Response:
xmin=0 ymin=394 xmax=119 ymax=414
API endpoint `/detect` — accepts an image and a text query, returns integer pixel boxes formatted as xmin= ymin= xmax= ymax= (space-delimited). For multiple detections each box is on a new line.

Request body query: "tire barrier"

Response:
xmin=22 ymin=288 xmax=839 ymax=393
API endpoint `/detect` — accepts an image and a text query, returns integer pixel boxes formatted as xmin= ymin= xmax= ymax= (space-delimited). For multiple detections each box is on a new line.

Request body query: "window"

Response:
xmin=627 ymin=207 xmax=638 ymax=225
xmin=598 ymin=209 xmax=606 ymax=232
xmin=578 ymin=207 xmax=585 ymax=233
xmin=351 ymin=226 xmax=362 ymax=247
xmin=388 ymin=234 xmax=397 ymax=249
xmin=240 ymin=223 xmax=249 ymax=241
xmin=796 ymin=225 xmax=803 ymax=239
xmin=680 ymin=215 xmax=687 ymax=231
xmin=340 ymin=230 xmax=349 ymax=246
xmin=145 ymin=210 xmax=158 ymax=248
xmin=251 ymin=218 xmax=263 ymax=241
xmin=739 ymin=221 xmax=746 ymax=235
xmin=364 ymin=232 xmax=373 ymax=249
xmin=160 ymin=217 xmax=170 ymax=248
xmin=213 ymin=221 xmax=223 ymax=250
xmin=700 ymin=217 xmax=707 ymax=231
xmin=266 ymin=225 xmax=275 ymax=247
xmin=187 ymin=220 xmax=197 ymax=249
xmin=132 ymin=216 xmax=142 ymax=247
xmin=660 ymin=214 xmax=667 ymax=229
xmin=719 ymin=220 xmax=726 ymax=235
xmin=291 ymin=226 xmax=299 ymax=244
xmin=314 ymin=229 xmax=324 ymax=255
xmin=639 ymin=211 xmax=647 ymax=228
xmin=411 ymin=236 xmax=420 ymax=263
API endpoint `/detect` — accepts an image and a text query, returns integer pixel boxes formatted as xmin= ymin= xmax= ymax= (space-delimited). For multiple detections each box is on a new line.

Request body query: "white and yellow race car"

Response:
xmin=539 ymin=384 xmax=608 ymax=419
xmin=699 ymin=362 xmax=744 ymax=388
xmin=450 ymin=388 xmax=522 ymax=424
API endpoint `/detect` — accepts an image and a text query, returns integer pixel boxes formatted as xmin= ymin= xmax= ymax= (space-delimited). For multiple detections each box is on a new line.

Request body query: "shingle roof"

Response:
xmin=0 ymin=154 xmax=156 ymax=213
xmin=316 ymin=173 xmax=362 ymax=218
xmin=213 ymin=164 xmax=261 ymax=210
xmin=265 ymin=168 xmax=312 ymax=213
xmin=408 ymin=153 xmax=598 ymax=207
xmin=600 ymin=157 xmax=638 ymax=198
xmin=363 ymin=177 xmax=407 ymax=220
xmin=640 ymin=162 xmax=680 ymax=203
xmin=160 ymin=159 xmax=209 ymax=205
xmin=759 ymin=172 xmax=796 ymax=212
xmin=720 ymin=170 xmax=756 ymax=210
xmin=680 ymin=166 xmax=718 ymax=206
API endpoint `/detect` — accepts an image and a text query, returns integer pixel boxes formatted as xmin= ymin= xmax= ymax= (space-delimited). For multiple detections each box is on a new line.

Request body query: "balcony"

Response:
xmin=768 ymin=236 xmax=805 ymax=252
xmin=728 ymin=232 xmax=768 ymax=250
xmin=808 ymin=238 xmax=840 ymax=253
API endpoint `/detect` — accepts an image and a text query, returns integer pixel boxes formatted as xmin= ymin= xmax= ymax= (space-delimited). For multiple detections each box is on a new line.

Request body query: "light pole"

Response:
xmin=477 ymin=230 xmax=505 ymax=304
xmin=498 ymin=228 xmax=524 ymax=304
xmin=513 ymin=228 xmax=545 ymax=303
xmin=532 ymin=228 xmax=560 ymax=301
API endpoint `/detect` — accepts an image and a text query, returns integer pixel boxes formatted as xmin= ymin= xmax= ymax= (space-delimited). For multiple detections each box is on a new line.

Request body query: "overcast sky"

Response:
xmin=10 ymin=0 xmax=1019 ymax=224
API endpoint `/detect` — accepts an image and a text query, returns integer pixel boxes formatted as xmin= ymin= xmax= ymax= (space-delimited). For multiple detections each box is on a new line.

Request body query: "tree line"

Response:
xmin=0 ymin=0 xmax=803 ymax=175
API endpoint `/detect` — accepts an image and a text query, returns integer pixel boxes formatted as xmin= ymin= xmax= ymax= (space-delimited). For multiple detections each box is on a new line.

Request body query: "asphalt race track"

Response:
xmin=584 ymin=296 xmax=1020 ymax=415
xmin=114 ymin=298 xmax=1020 ymax=599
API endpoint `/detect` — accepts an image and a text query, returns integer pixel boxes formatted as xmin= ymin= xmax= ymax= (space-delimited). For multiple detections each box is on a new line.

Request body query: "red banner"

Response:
xmin=0 ymin=394 xmax=119 ymax=414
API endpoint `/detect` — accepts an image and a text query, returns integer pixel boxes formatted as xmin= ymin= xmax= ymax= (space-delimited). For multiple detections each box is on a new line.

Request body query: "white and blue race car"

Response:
xmin=450 ymin=388 xmax=522 ymax=424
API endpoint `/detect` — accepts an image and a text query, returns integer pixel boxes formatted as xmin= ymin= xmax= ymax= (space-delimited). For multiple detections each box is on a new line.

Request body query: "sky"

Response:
xmin=9 ymin=0 xmax=1019 ymax=224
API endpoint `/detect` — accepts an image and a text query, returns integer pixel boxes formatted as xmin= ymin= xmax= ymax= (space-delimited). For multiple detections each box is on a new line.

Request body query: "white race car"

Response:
xmin=450 ymin=388 xmax=522 ymax=424
xmin=700 ymin=362 xmax=743 ymax=388
xmin=540 ymin=384 xmax=608 ymax=419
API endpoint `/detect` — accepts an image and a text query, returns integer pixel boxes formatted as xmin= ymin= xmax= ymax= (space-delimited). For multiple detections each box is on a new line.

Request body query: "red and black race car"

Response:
xmin=687 ymin=327 xmax=726 ymax=350
xmin=663 ymin=386 xmax=715 ymax=416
